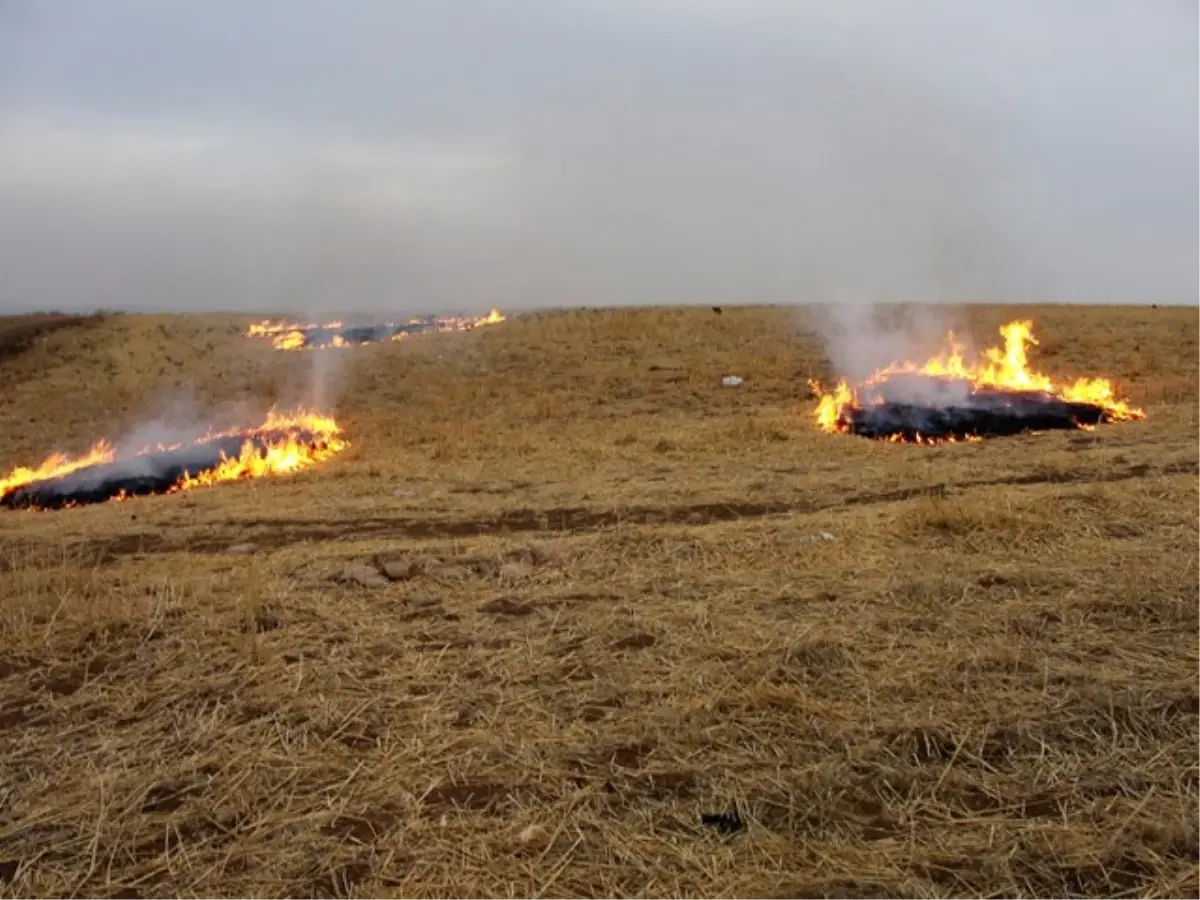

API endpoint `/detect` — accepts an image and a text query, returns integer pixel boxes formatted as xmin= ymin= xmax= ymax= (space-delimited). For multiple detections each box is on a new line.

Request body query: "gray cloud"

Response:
xmin=0 ymin=0 xmax=1194 ymax=316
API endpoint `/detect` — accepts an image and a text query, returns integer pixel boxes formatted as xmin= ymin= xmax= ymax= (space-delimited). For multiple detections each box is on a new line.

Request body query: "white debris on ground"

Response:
xmin=721 ymin=375 xmax=744 ymax=387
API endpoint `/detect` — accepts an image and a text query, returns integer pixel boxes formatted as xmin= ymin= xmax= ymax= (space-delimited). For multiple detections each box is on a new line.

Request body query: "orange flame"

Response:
xmin=389 ymin=307 xmax=508 ymax=342
xmin=809 ymin=320 xmax=1145 ymax=442
xmin=247 ymin=308 xmax=507 ymax=351
xmin=0 ymin=409 xmax=348 ymax=508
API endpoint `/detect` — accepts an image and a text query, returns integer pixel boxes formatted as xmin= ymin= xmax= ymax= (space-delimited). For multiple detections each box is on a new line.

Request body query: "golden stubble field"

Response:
xmin=0 ymin=304 xmax=1197 ymax=899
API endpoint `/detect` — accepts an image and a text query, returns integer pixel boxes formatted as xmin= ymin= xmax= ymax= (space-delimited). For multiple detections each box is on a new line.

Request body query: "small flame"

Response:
xmin=0 ymin=409 xmax=348 ymax=509
xmin=809 ymin=319 xmax=1145 ymax=443
xmin=390 ymin=307 xmax=508 ymax=342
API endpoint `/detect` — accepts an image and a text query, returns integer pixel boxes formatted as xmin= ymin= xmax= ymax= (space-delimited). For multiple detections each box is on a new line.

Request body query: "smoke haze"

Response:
xmin=0 ymin=0 xmax=1195 ymax=318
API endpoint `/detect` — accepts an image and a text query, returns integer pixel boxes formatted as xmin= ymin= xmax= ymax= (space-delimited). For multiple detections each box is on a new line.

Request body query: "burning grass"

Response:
xmin=0 ymin=410 xmax=347 ymax=510
xmin=246 ymin=308 xmax=506 ymax=350
xmin=0 ymin=304 xmax=1196 ymax=898
xmin=809 ymin=320 xmax=1145 ymax=443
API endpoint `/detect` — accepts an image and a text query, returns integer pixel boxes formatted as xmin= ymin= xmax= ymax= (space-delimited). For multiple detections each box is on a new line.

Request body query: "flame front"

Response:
xmin=246 ymin=308 xmax=506 ymax=350
xmin=0 ymin=409 xmax=348 ymax=509
xmin=809 ymin=319 xmax=1145 ymax=442
xmin=0 ymin=442 xmax=117 ymax=501
xmin=177 ymin=410 xmax=346 ymax=490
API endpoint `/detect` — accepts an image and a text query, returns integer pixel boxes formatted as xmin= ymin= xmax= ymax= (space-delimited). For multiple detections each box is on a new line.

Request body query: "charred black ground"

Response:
xmin=845 ymin=392 xmax=1109 ymax=441
xmin=841 ymin=379 xmax=1113 ymax=442
xmin=1 ymin=429 xmax=328 ymax=510
xmin=290 ymin=317 xmax=460 ymax=349
xmin=295 ymin=324 xmax=405 ymax=348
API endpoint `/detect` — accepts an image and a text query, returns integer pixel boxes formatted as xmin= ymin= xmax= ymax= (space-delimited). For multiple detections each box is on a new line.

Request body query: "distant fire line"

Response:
xmin=246 ymin=308 xmax=506 ymax=350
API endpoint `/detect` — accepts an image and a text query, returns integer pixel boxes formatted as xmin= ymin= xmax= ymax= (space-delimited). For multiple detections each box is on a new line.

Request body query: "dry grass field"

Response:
xmin=0 ymin=304 xmax=1196 ymax=899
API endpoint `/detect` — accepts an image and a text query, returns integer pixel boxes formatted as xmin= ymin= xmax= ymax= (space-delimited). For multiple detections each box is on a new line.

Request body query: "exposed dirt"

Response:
xmin=0 ymin=304 xmax=1196 ymax=898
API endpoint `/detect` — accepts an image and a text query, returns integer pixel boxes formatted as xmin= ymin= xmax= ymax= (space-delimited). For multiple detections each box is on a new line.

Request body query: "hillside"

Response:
xmin=0 ymin=304 xmax=1197 ymax=898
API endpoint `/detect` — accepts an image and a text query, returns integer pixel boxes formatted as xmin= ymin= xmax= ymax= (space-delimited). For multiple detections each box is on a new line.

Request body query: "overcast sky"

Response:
xmin=0 ymin=0 xmax=1195 ymax=316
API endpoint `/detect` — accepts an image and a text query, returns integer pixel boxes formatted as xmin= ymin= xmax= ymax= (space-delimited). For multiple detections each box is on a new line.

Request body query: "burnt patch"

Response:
xmin=843 ymin=387 xmax=1116 ymax=442
xmin=3 ymin=428 xmax=336 ymax=511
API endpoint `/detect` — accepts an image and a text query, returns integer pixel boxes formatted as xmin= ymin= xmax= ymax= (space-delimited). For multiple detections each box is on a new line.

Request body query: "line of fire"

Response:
xmin=0 ymin=411 xmax=347 ymax=511
xmin=245 ymin=308 xmax=506 ymax=350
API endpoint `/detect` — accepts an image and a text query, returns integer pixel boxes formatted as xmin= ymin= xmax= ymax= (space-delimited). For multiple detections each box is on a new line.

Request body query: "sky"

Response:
xmin=0 ymin=0 xmax=1195 ymax=317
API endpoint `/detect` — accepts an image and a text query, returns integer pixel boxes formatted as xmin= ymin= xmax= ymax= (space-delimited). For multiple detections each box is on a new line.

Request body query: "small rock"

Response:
xmin=814 ymin=532 xmax=836 ymax=542
xmin=226 ymin=543 xmax=257 ymax=555
xmin=377 ymin=556 xmax=421 ymax=581
xmin=431 ymin=565 xmax=469 ymax=582
xmin=406 ymin=593 xmax=440 ymax=609
xmin=517 ymin=823 xmax=552 ymax=852
xmin=525 ymin=540 xmax=568 ymax=567
xmin=721 ymin=375 xmax=743 ymax=387
xmin=498 ymin=562 xmax=531 ymax=584
xmin=340 ymin=563 xmax=389 ymax=589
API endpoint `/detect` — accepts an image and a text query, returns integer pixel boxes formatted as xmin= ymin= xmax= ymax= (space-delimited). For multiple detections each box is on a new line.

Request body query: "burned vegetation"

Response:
xmin=810 ymin=320 xmax=1144 ymax=443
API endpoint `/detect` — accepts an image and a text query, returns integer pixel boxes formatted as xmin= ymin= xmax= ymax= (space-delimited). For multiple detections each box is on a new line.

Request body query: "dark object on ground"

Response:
xmin=700 ymin=811 xmax=746 ymax=834
xmin=712 ymin=306 xmax=722 ymax=315
xmin=1 ymin=429 xmax=326 ymax=510
xmin=844 ymin=388 xmax=1109 ymax=442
